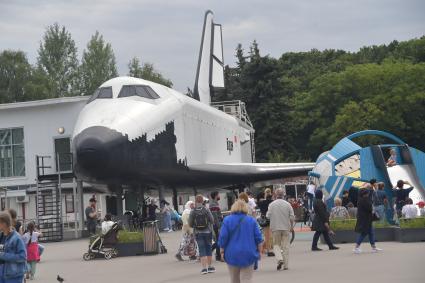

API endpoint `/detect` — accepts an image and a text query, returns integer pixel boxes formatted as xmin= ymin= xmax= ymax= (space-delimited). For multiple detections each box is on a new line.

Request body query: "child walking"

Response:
xmin=23 ymin=222 xmax=42 ymax=280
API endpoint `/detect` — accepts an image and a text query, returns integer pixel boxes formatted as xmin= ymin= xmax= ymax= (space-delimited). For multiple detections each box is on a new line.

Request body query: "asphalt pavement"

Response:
xmin=36 ymin=230 xmax=425 ymax=283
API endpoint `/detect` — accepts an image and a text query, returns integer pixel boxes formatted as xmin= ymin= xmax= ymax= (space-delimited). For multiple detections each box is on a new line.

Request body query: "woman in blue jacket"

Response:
xmin=219 ymin=200 xmax=263 ymax=283
xmin=0 ymin=211 xmax=27 ymax=283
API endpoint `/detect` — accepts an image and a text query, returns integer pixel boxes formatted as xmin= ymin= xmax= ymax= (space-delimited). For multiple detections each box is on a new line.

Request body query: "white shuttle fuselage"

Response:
xmin=72 ymin=11 xmax=314 ymax=188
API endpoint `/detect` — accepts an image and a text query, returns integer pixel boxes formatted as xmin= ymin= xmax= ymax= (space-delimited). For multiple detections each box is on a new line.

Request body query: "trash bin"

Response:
xmin=143 ymin=221 xmax=159 ymax=254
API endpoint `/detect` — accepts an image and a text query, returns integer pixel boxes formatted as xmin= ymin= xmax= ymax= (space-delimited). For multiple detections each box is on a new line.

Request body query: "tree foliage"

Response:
xmin=128 ymin=57 xmax=173 ymax=87
xmin=37 ymin=23 xmax=79 ymax=97
xmin=0 ymin=50 xmax=51 ymax=103
xmin=78 ymin=31 xmax=118 ymax=95
xmin=219 ymin=36 xmax=425 ymax=161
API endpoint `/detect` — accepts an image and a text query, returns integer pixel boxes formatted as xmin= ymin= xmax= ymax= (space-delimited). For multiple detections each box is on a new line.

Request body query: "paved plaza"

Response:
xmin=36 ymin=231 xmax=424 ymax=283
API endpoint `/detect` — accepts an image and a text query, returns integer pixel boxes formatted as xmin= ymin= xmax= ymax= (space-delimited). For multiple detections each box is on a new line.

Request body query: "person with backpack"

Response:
xmin=22 ymin=222 xmax=42 ymax=280
xmin=219 ymin=200 xmax=263 ymax=283
xmin=209 ymin=191 xmax=223 ymax=261
xmin=189 ymin=195 xmax=215 ymax=275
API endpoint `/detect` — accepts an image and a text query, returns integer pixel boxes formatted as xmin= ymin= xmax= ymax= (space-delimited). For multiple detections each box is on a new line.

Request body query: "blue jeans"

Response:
xmin=164 ymin=212 xmax=172 ymax=230
xmin=374 ymin=205 xmax=385 ymax=223
xmin=38 ymin=244 xmax=44 ymax=256
xmin=195 ymin=233 xmax=213 ymax=257
xmin=356 ymin=226 xmax=375 ymax=247
xmin=0 ymin=265 xmax=24 ymax=283
xmin=307 ymin=193 xmax=314 ymax=210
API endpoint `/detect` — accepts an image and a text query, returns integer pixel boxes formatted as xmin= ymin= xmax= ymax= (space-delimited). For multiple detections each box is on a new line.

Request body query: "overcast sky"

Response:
xmin=0 ymin=0 xmax=424 ymax=92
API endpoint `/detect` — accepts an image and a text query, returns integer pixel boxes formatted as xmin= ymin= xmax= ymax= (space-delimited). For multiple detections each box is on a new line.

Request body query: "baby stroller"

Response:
xmin=83 ymin=222 xmax=120 ymax=260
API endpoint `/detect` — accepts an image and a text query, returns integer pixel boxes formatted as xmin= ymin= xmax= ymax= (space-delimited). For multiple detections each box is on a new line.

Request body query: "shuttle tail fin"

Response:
xmin=193 ymin=10 xmax=225 ymax=104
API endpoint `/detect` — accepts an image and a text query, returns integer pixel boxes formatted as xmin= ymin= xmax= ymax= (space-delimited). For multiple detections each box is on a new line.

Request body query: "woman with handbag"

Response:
xmin=354 ymin=189 xmax=383 ymax=254
xmin=219 ymin=200 xmax=263 ymax=283
xmin=257 ymin=188 xmax=273 ymax=256
xmin=175 ymin=201 xmax=197 ymax=261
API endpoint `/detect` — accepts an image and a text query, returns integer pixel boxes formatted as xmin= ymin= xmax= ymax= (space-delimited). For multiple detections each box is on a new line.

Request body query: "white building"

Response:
xmin=0 ymin=96 xmax=113 ymax=238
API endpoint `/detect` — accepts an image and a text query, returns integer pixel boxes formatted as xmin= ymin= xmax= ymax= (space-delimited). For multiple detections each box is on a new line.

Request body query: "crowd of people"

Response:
xmin=0 ymin=209 xmax=43 ymax=282
xmin=172 ymin=188 xmax=299 ymax=282
xmin=169 ymin=172 xmax=424 ymax=282
xmin=325 ymin=179 xmax=424 ymax=223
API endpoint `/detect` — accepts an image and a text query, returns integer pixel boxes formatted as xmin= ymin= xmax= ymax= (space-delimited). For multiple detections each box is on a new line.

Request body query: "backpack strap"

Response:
xmin=228 ymin=216 xmax=246 ymax=242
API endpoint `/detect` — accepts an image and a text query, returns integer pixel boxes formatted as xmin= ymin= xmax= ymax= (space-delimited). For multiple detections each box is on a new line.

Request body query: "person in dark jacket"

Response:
xmin=311 ymin=190 xmax=339 ymax=251
xmin=341 ymin=190 xmax=350 ymax=208
xmin=209 ymin=191 xmax=223 ymax=261
xmin=353 ymin=189 xmax=382 ymax=254
xmin=348 ymin=186 xmax=359 ymax=207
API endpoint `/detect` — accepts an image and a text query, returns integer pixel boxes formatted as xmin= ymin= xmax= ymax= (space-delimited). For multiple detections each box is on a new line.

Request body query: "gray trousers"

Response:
xmin=227 ymin=264 xmax=254 ymax=283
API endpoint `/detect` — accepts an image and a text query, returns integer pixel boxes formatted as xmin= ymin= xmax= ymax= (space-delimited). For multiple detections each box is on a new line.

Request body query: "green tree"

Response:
xmin=37 ymin=23 xmax=79 ymax=97
xmin=0 ymin=50 xmax=31 ymax=103
xmin=79 ymin=31 xmax=118 ymax=95
xmin=0 ymin=50 xmax=51 ymax=103
xmin=128 ymin=57 xmax=172 ymax=87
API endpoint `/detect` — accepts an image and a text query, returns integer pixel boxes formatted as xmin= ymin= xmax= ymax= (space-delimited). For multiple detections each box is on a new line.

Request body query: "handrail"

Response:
xmin=346 ymin=130 xmax=405 ymax=145
xmin=211 ymin=100 xmax=253 ymax=128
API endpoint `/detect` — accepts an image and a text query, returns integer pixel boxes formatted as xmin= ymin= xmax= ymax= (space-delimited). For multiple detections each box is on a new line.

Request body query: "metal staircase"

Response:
xmin=35 ymin=179 xmax=63 ymax=242
xmin=35 ymin=154 xmax=73 ymax=242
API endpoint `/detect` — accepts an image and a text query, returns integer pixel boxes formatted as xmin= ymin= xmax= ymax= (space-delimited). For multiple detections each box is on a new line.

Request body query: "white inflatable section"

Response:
xmin=387 ymin=165 xmax=425 ymax=208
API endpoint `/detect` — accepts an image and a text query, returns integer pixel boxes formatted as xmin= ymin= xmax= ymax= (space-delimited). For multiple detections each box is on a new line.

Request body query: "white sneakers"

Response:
xmin=372 ymin=247 xmax=383 ymax=253
xmin=353 ymin=247 xmax=383 ymax=254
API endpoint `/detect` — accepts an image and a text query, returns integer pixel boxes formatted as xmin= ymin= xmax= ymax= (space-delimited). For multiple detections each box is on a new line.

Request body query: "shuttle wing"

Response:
xmin=188 ymin=162 xmax=315 ymax=186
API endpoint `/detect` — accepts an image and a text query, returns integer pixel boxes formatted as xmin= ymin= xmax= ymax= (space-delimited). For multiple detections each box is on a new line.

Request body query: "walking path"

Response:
xmin=36 ymin=231 xmax=424 ymax=283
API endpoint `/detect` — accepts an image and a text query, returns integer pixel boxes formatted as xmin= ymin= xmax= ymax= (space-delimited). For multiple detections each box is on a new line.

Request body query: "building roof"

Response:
xmin=0 ymin=96 xmax=89 ymax=111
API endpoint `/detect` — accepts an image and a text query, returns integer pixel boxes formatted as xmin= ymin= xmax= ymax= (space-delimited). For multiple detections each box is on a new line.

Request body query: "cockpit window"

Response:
xmin=87 ymin=87 xmax=113 ymax=104
xmin=97 ymin=87 xmax=113 ymax=98
xmin=118 ymin=85 xmax=160 ymax=99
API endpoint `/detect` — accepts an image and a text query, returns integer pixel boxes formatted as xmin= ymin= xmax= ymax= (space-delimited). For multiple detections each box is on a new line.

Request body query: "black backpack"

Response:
xmin=193 ymin=207 xmax=209 ymax=230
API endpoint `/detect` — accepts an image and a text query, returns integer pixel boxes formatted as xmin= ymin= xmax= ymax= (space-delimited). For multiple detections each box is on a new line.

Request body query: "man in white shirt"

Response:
xmin=247 ymin=191 xmax=257 ymax=215
xmin=306 ymin=182 xmax=316 ymax=210
xmin=401 ymin=198 xmax=418 ymax=219
xmin=266 ymin=188 xmax=295 ymax=271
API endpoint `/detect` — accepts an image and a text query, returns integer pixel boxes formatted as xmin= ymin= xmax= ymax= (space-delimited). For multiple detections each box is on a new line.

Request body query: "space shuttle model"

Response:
xmin=72 ymin=11 xmax=314 ymax=189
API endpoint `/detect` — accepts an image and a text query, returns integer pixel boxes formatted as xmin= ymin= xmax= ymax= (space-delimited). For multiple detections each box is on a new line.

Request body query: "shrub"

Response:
xmin=117 ymin=230 xmax=144 ymax=243
xmin=330 ymin=219 xmax=391 ymax=231
xmin=399 ymin=217 xmax=425 ymax=229
xmin=330 ymin=219 xmax=356 ymax=231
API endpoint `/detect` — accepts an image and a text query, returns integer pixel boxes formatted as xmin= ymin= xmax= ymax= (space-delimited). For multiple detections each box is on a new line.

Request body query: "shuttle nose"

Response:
xmin=73 ymin=126 xmax=127 ymax=180
xmin=76 ymin=137 xmax=109 ymax=172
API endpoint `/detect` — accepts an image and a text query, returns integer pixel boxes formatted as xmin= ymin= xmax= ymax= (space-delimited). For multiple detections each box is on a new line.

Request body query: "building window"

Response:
xmin=65 ymin=194 xmax=74 ymax=213
xmin=0 ymin=128 xmax=25 ymax=178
